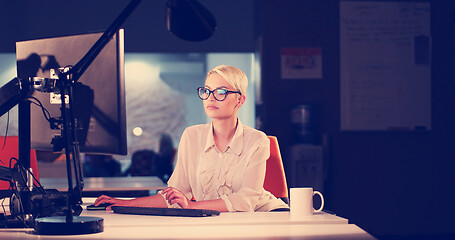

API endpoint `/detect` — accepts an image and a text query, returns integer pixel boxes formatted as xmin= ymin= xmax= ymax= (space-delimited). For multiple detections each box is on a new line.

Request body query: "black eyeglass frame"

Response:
xmin=197 ymin=87 xmax=241 ymax=101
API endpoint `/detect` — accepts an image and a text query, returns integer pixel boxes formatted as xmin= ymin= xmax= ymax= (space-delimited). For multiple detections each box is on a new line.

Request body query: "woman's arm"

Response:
xmin=165 ymin=128 xmax=194 ymax=199
xmin=95 ymin=187 xmax=229 ymax=212
xmin=190 ymin=199 xmax=228 ymax=212
xmin=94 ymin=194 xmax=167 ymax=210
xmin=162 ymin=187 xmax=229 ymax=212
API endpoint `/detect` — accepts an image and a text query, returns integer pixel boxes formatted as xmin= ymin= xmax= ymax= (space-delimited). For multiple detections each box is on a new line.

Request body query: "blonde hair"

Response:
xmin=207 ymin=65 xmax=248 ymax=96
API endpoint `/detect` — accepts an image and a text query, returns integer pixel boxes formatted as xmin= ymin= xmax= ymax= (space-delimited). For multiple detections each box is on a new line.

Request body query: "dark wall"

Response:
xmin=260 ymin=0 xmax=455 ymax=238
xmin=0 ymin=0 xmax=256 ymax=53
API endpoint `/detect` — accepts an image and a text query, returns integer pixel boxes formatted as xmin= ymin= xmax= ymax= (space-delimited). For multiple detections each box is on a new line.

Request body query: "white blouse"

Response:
xmin=161 ymin=120 xmax=289 ymax=212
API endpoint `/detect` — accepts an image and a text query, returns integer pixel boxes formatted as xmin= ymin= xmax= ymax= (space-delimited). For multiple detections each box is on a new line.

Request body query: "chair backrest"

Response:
xmin=263 ymin=136 xmax=289 ymax=204
xmin=0 ymin=136 xmax=39 ymax=190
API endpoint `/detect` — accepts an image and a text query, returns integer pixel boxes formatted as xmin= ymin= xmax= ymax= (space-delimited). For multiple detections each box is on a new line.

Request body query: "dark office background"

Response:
xmin=1 ymin=0 xmax=454 ymax=239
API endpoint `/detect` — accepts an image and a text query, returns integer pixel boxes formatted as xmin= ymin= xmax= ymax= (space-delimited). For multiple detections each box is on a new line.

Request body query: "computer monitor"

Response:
xmin=15 ymin=30 xmax=127 ymax=156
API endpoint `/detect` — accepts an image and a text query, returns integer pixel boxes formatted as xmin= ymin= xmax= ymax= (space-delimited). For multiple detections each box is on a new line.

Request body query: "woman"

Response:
xmin=94 ymin=65 xmax=289 ymax=212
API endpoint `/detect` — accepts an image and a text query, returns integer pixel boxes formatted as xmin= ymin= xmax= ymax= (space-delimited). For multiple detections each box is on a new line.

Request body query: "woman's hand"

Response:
xmin=161 ymin=187 xmax=193 ymax=209
xmin=94 ymin=195 xmax=127 ymax=210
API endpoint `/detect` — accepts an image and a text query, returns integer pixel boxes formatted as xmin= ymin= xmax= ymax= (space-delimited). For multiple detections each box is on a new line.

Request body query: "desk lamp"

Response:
xmin=0 ymin=0 xmax=216 ymax=235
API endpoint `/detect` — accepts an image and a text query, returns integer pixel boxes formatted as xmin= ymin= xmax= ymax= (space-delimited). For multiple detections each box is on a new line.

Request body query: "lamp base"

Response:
xmin=34 ymin=216 xmax=103 ymax=235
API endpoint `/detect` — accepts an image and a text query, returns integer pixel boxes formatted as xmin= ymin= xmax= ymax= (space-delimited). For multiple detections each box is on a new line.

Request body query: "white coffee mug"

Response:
xmin=290 ymin=187 xmax=324 ymax=216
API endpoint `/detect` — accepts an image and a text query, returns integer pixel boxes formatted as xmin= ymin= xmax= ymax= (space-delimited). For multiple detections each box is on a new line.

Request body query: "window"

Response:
xmin=0 ymin=52 xmax=257 ymax=177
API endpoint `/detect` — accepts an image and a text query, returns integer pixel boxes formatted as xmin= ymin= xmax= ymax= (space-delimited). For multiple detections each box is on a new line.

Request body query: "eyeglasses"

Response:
xmin=197 ymin=87 xmax=241 ymax=101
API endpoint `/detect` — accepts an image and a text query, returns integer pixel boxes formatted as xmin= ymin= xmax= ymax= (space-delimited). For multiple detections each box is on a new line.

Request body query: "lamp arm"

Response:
xmin=0 ymin=77 xmax=32 ymax=118
xmin=69 ymin=0 xmax=142 ymax=82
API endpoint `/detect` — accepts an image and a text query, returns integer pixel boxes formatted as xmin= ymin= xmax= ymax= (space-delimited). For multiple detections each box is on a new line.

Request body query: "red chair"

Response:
xmin=0 ymin=136 xmax=39 ymax=190
xmin=263 ymin=136 xmax=289 ymax=204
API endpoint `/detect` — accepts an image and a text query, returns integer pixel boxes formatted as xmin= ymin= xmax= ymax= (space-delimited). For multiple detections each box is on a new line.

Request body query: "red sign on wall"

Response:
xmin=281 ymin=47 xmax=322 ymax=79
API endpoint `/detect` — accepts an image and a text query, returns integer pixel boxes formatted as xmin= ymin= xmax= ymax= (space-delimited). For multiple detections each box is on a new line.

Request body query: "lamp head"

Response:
xmin=166 ymin=0 xmax=217 ymax=41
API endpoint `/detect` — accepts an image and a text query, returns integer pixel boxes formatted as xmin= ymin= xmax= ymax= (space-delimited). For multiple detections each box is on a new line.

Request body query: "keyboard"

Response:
xmin=111 ymin=206 xmax=220 ymax=217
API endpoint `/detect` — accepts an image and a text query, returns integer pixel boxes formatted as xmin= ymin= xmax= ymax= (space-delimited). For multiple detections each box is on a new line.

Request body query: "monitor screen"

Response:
xmin=15 ymin=30 xmax=127 ymax=156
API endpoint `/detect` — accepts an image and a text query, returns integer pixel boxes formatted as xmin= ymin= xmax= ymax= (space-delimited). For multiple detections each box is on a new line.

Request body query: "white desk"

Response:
xmin=78 ymin=198 xmax=348 ymax=226
xmin=0 ymin=199 xmax=376 ymax=239
xmin=40 ymin=176 xmax=166 ymax=192
xmin=0 ymin=223 xmax=375 ymax=240
xmin=84 ymin=208 xmax=349 ymax=226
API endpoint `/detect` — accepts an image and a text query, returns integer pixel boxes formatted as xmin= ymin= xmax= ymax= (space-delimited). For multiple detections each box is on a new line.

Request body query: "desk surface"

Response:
xmin=0 ymin=199 xmax=376 ymax=239
xmin=0 ymin=223 xmax=375 ymax=240
xmin=84 ymin=207 xmax=349 ymax=226
xmin=40 ymin=176 xmax=167 ymax=192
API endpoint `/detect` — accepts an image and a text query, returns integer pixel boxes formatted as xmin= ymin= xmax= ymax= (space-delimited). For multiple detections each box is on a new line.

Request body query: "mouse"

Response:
xmin=86 ymin=202 xmax=113 ymax=210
